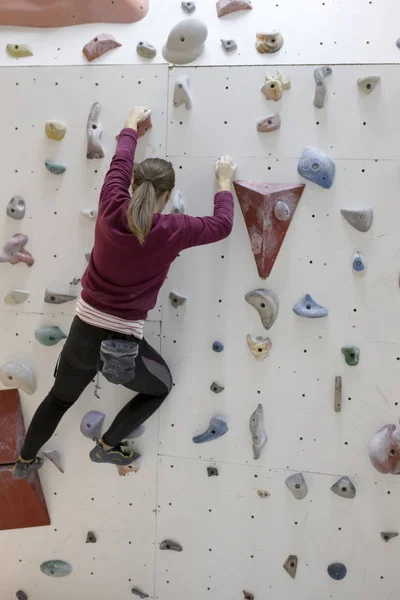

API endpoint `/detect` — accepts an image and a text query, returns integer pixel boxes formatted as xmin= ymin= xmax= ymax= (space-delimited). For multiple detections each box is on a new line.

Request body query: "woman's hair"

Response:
xmin=128 ymin=158 xmax=175 ymax=245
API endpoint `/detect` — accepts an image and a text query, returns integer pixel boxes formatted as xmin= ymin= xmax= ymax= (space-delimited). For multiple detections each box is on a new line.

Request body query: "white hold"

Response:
xmin=173 ymin=76 xmax=192 ymax=109
xmin=162 ymin=19 xmax=208 ymax=65
xmin=80 ymin=206 xmax=98 ymax=221
xmin=3 ymin=289 xmax=29 ymax=305
xmin=0 ymin=362 xmax=37 ymax=395
xmin=170 ymin=190 xmax=186 ymax=214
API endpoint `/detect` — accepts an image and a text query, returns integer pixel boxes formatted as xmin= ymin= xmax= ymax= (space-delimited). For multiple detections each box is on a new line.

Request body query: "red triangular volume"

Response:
xmin=233 ymin=181 xmax=305 ymax=279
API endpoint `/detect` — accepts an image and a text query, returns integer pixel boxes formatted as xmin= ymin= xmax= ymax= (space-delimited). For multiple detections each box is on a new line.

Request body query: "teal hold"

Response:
xmin=40 ymin=560 xmax=72 ymax=577
xmin=45 ymin=160 xmax=66 ymax=175
xmin=35 ymin=326 xmax=67 ymax=346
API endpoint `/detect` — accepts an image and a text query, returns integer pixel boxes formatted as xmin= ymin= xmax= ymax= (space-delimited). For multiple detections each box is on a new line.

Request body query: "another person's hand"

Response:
xmin=125 ymin=106 xmax=151 ymax=130
xmin=215 ymin=155 xmax=236 ymax=191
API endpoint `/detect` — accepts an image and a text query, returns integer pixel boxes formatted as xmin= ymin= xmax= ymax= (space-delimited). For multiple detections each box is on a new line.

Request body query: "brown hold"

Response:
xmin=334 ymin=376 xmax=342 ymax=413
xmin=216 ymin=0 xmax=252 ymax=18
xmin=0 ymin=234 xmax=34 ymax=266
xmin=0 ymin=389 xmax=50 ymax=531
xmin=0 ymin=0 xmax=149 ymax=27
xmin=256 ymin=32 xmax=284 ymax=54
xmin=233 ymin=181 xmax=305 ymax=279
xmin=82 ymin=33 xmax=121 ymax=62
xmin=137 ymin=115 xmax=153 ymax=138
xmin=283 ymin=555 xmax=298 ymax=579
xmin=257 ymin=114 xmax=281 ymax=132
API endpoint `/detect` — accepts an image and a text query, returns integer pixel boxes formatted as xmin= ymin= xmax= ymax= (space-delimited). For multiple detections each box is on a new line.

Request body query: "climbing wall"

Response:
xmin=1 ymin=1 xmax=400 ymax=599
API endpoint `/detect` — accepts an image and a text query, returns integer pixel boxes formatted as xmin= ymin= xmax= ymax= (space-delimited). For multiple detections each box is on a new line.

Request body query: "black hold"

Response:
xmin=86 ymin=531 xmax=97 ymax=543
xmin=210 ymin=381 xmax=224 ymax=394
xmin=380 ymin=531 xmax=399 ymax=542
xmin=212 ymin=341 xmax=224 ymax=353
xmin=160 ymin=539 xmax=183 ymax=552
xmin=16 ymin=592 xmax=28 ymax=600
xmin=327 ymin=563 xmax=347 ymax=580
xmin=131 ymin=588 xmax=150 ymax=598
xmin=243 ymin=592 xmax=254 ymax=600
xmin=207 ymin=467 xmax=219 ymax=477
xmin=69 ymin=277 xmax=81 ymax=286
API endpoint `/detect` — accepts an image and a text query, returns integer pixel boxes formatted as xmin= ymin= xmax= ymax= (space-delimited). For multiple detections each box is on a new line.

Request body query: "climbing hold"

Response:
xmin=80 ymin=206 xmax=98 ymax=221
xmin=207 ymin=466 xmax=219 ymax=477
xmin=357 ymin=76 xmax=380 ymax=94
xmin=82 ymin=33 xmax=121 ymax=62
xmin=246 ymin=335 xmax=272 ymax=361
xmin=162 ymin=19 xmax=208 ymax=64
xmin=352 ymin=251 xmax=365 ymax=274
xmin=221 ymin=39 xmax=237 ymax=52
xmin=35 ymin=326 xmax=67 ymax=347
xmin=249 ymin=404 xmax=267 ymax=459
xmin=327 ymin=563 xmax=347 ymax=581
xmin=4 ymin=289 xmax=29 ymax=305
xmin=40 ymin=560 xmax=72 ymax=577
xmin=261 ymin=72 xmax=291 ymax=101
xmin=45 ymin=160 xmax=66 ymax=175
xmin=330 ymin=476 xmax=356 ymax=499
xmin=216 ymin=0 xmax=252 ymax=17
xmin=0 ymin=234 xmax=34 ymax=266
xmin=80 ymin=410 xmax=105 ymax=440
xmin=6 ymin=195 xmax=26 ymax=220
xmin=381 ymin=532 xmax=399 ymax=542
xmin=85 ymin=253 xmax=91 ymax=263
xmin=243 ymin=592 xmax=254 ymax=600
xmin=171 ymin=189 xmax=186 ymax=214
xmin=285 ymin=472 xmax=308 ymax=500
xmin=44 ymin=288 xmax=77 ymax=304
xmin=256 ymin=32 xmax=284 ymax=54
xmin=173 ymin=76 xmax=193 ymax=109
xmin=257 ymin=490 xmax=270 ymax=498
xmin=193 ymin=416 xmax=228 ymax=444
xmin=341 ymin=346 xmax=360 ymax=367
xmin=297 ymin=147 xmax=335 ymax=189
xmin=210 ymin=382 xmax=224 ymax=394
xmin=369 ymin=424 xmax=400 ymax=474
xmin=234 ymin=181 xmax=305 ymax=279
xmin=137 ymin=115 xmax=153 ymax=138
xmin=273 ymin=200 xmax=291 ymax=221
xmin=182 ymin=1 xmax=196 ymax=13
xmin=283 ymin=555 xmax=298 ymax=579
xmin=136 ymin=41 xmax=157 ymax=59
xmin=6 ymin=44 xmax=33 ymax=58
xmin=340 ymin=208 xmax=373 ymax=233
xmin=334 ymin=376 xmax=342 ymax=413
xmin=86 ymin=531 xmax=97 ymax=544
xmin=245 ymin=289 xmax=279 ymax=330
xmin=313 ymin=66 xmax=332 ymax=109
xmin=70 ymin=277 xmax=81 ymax=286
xmin=397 ymin=38 xmax=400 ymax=49
xmin=125 ymin=424 xmax=146 ymax=439
xmin=160 ymin=540 xmax=183 ymax=552
xmin=45 ymin=121 xmax=67 ymax=141
xmin=257 ymin=114 xmax=281 ymax=133
xmin=169 ymin=291 xmax=187 ymax=307
xmin=117 ymin=455 xmax=142 ymax=476
xmin=15 ymin=592 xmax=28 ymax=600
xmin=293 ymin=294 xmax=328 ymax=318
xmin=0 ymin=362 xmax=36 ymax=395
xmin=131 ymin=589 xmax=150 ymax=599
xmin=43 ymin=450 xmax=64 ymax=473
xmin=212 ymin=341 xmax=224 ymax=352
xmin=87 ymin=102 xmax=104 ymax=160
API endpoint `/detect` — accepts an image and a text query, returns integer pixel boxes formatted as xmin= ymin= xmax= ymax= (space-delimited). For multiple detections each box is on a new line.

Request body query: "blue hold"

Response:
xmin=45 ymin=160 xmax=66 ymax=175
xmin=212 ymin=341 xmax=224 ymax=353
xmin=193 ymin=416 xmax=228 ymax=444
xmin=297 ymin=147 xmax=335 ymax=189
xmin=327 ymin=563 xmax=347 ymax=581
xmin=293 ymin=294 xmax=328 ymax=318
xmin=352 ymin=252 xmax=365 ymax=273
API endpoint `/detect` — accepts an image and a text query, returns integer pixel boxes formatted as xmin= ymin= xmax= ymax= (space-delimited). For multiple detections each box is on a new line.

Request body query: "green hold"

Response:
xmin=341 ymin=346 xmax=360 ymax=366
xmin=40 ymin=560 xmax=72 ymax=577
xmin=45 ymin=160 xmax=66 ymax=175
xmin=35 ymin=326 xmax=67 ymax=346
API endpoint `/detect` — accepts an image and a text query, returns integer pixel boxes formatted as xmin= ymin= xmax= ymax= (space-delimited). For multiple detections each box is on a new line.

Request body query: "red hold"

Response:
xmin=216 ymin=0 xmax=252 ymax=17
xmin=83 ymin=33 xmax=121 ymax=62
xmin=233 ymin=181 xmax=305 ymax=279
xmin=0 ymin=234 xmax=34 ymax=266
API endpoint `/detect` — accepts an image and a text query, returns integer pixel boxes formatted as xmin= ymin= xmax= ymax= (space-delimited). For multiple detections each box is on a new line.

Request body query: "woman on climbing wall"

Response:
xmin=13 ymin=105 xmax=236 ymax=478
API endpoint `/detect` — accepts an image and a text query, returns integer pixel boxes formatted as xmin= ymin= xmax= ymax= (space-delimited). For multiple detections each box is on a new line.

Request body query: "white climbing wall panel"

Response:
xmin=1 ymin=1 xmax=400 ymax=599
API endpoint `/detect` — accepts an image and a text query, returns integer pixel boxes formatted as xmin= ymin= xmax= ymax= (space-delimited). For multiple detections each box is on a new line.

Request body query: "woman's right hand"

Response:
xmin=215 ymin=155 xmax=236 ymax=191
xmin=125 ymin=106 xmax=152 ymax=130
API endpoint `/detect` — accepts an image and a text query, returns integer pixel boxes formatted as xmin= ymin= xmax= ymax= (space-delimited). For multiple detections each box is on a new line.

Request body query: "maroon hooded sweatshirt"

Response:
xmin=81 ymin=128 xmax=234 ymax=321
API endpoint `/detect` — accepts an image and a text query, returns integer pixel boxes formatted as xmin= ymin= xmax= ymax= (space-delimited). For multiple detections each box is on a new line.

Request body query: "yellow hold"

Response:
xmin=45 ymin=121 xmax=67 ymax=141
xmin=6 ymin=44 xmax=33 ymax=58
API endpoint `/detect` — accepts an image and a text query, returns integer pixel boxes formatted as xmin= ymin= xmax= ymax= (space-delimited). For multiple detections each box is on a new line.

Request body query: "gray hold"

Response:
xmin=0 ymin=362 xmax=36 ymax=395
xmin=330 ymin=476 xmax=356 ymax=499
xmin=274 ymin=200 xmax=290 ymax=221
xmin=170 ymin=189 xmax=186 ymax=214
xmin=4 ymin=289 xmax=29 ymax=304
xmin=137 ymin=41 xmax=157 ymax=59
xmin=131 ymin=589 xmax=150 ymax=599
xmin=256 ymin=114 xmax=281 ymax=133
xmin=340 ymin=208 xmax=373 ymax=233
xmin=80 ymin=410 xmax=105 ymax=440
xmin=160 ymin=540 xmax=183 ymax=552
xmin=396 ymin=38 xmax=400 ymax=49
xmin=285 ymin=472 xmax=308 ymax=500
xmin=210 ymin=381 xmax=224 ymax=394
xmin=7 ymin=195 xmax=25 ymax=219
xmin=16 ymin=592 xmax=28 ymax=600
xmin=181 ymin=1 xmax=196 ymax=13
xmin=163 ymin=19 xmax=208 ymax=65
xmin=249 ymin=404 xmax=267 ymax=460
xmin=357 ymin=76 xmax=380 ymax=94
xmin=86 ymin=531 xmax=97 ymax=543
xmin=125 ymin=424 xmax=146 ymax=439
xmin=380 ymin=532 xmax=399 ymax=542
xmin=207 ymin=466 xmax=219 ymax=477
xmin=43 ymin=450 xmax=64 ymax=473
xmin=173 ymin=76 xmax=192 ymax=109
xmin=44 ymin=287 xmax=78 ymax=304
xmin=87 ymin=102 xmax=104 ymax=160
xmin=293 ymin=294 xmax=328 ymax=319
xmin=221 ymin=39 xmax=237 ymax=52
xmin=313 ymin=66 xmax=332 ymax=109
xmin=245 ymin=288 xmax=279 ymax=330
xmin=169 ymin=291 xmax=187 ymax=307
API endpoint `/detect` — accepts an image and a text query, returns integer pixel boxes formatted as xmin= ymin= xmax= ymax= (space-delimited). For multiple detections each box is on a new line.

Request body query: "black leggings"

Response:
xmin=21 ymin=316 xmax=172 ymax=460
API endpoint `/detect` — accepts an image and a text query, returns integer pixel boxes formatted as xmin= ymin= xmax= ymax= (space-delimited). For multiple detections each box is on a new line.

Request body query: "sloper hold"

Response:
xmin=0 ymin=234 xmax=34 ymax=266
xmin=86 ymin=531 xmax=97 ymax=543
xmin=352 ymin=251 xmax=365 ymax=273
xmin=43 ymin=450 xmax=64 ymax=473
xmin=257 ymin=114 xmax=281 ymax=132
xmin=327 ymin=563 xmax=347 ymax=581
xmin=169 ymin=291 xmax=187 ymax=307
xmin=283 ymin=555 xmax=298 ymax=579
xmin=7 ymin=195 xmax=26 ymax=220
xmin=137 ymin=41 xmax=157 ymax=59
xmin=87 ymin=102 xmax=104 ymax=160
xmin=35 ymin=326 xmax=67 ymax=347
xmin=45 ymin=121 xmax=66 ymax=141
xmin=173 ymin=76 xmax=192 ymax=109
xmin=293 ymin=294 xmax=328 ymax=318
xmin=162 ymin=19 xmax=208 ymax=64
xmin=298 ymin=147 xmax=335 ymax=189
xmin=81 ymin=206 xmax=98 ymax=221
xmin=274 ymin=200 xmax=290 ymax=221
xmin=246 ymin=335 xmax=272 ymax=361
xmin=341 ymin=346 xmax=360 ymax=366
xmin=45 ymin=160 xmax=66 ymax=175
xmin=256 ymin=33 xmax=284 ymax=54
xmin=340 ymin=208 xmax=373 ymax=233
xmin=6 ymin=44 xmax=33 ymax=57
xmin=233 ymin=181 xmax=305 ymax=279
xmin=313 ymin=66 xmax=332 ymax=109
xmin=160 ymin=540 xmax=183 ymax=552
xmin=210 ymin=382 xmax=224 ymax=394
xmin=80 ymin=410 xmax=105 ymax=440
xmin=82 ymin=33 xmax=121 ymax=62
xmin=171 ymin=189 xmax=186 ymax=214
xmin=357 ymin=76 xmax=380 ymax=94
xmin=0 ymin=362 xmax=36 ymax=395
xmin=131 ymin=588 xmax=150 ymax=599
xmin=207 ymin=466 xmax=219 ymax=477
xmin=330 ymin=476 xmax=356 ymax=499
xmin=221 ymin=39 xmax=237 ymax=52
xmin=285 ymin=472 xmax=308 ymax=500
xmin=40 ymin=560 xmax=72 ymax=577
xmin=245 ymin=288 xmax=279 ymax=330
xmin=369 ymin=423 xmax=400 ymax=474
xmin=44 ymin=287 xmax=77 ymax=304
xmin=4 ymin=289 xmax=29 ymax=305
xmin=216 ymin=0 xmax=252 ymax=17
xmin=16 ymin=592 xmax=28 ymax=600
xmin=249 ymin=404 xmax=267 ymax=459
xmin=193 ymin=416 xmax=228 ymax=443
xmin=381 ymin=531 xmax=399 ymax=542
xmin=182 ymin=1 xmax=196 ymax=13
xmin=261 ymin=72 xmax=291 ymax=101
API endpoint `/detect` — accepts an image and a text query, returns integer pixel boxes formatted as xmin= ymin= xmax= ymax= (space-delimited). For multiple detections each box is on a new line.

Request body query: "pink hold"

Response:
xmin=137 ymin=115 xmax=153 ymax=138
xmin=216 ymin=0 xmax=252 ymax=18
xmin=369 ymin=424 xmax=400 ymax=474
xmin=0 ymin=234 xmax=34 ymax=267
xmin=82 ymin=33 xmax=122 ymax=62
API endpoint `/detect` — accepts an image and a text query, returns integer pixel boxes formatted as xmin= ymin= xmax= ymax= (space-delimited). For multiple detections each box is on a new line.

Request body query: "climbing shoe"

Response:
xmin=89 ymin=441 xmax=140 ymax=466
xmin=12 ymin=456 xmax=43 ymax=480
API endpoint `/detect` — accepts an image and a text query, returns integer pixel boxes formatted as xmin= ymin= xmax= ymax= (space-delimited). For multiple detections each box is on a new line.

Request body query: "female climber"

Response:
xmin=13 ymin=105 xmax=236 ymax=479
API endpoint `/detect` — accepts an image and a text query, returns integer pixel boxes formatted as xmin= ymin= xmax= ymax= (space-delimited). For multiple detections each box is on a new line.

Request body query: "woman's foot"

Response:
xmin=12 ymin=456 xmax=43 ymax=480
xmin=89 ymin=441 xmax=140 ymax=466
